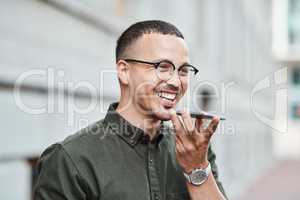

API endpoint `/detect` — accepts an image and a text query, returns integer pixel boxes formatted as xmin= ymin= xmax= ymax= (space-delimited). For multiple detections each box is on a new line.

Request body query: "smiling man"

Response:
xmin=34 ymin=20 xmax=227 ymax=200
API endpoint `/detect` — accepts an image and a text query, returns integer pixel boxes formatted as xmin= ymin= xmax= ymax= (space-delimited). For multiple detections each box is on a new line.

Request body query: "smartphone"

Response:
xmin=176 ymin=111 xmax=225 ymax=120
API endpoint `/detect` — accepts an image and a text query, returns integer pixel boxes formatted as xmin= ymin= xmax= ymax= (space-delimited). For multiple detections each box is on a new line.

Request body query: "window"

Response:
xmin=291 ymin=102 xmax=300 ymax=119
xmin=288 ymin=0 xmax=300 ymax=45
xmin=272 ymin=0 xmax=300 ymax=60
xmin=291 ymin=67 xmax=300 ymax=85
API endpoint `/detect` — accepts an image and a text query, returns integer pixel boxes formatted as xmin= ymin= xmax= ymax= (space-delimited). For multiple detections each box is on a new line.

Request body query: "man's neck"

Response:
xmin=116 ymin=101 xmax=161 ymax=140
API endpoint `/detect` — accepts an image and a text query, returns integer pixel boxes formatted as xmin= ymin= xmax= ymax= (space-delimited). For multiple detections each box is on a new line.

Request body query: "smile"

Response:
xmin=156 ymin=91 xmax=177 ymax=101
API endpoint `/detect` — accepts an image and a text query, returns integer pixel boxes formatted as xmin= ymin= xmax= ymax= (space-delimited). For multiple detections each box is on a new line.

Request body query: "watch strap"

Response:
xmin=183 ymin=162 xmax=211 ymax=185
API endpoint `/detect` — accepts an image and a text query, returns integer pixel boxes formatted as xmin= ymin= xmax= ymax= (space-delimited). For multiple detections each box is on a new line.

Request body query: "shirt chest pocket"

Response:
xmin=166 ymin=192 xmax=190 ymax=200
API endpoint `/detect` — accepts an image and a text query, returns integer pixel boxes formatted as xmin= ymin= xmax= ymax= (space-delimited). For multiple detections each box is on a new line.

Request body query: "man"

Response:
xmin=34 ymin=20 xmax=227 ymax=200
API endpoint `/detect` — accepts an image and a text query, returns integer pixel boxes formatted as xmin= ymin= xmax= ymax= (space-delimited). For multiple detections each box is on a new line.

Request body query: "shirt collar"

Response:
xmin=104 ymin=102 xmax=164 ymax=147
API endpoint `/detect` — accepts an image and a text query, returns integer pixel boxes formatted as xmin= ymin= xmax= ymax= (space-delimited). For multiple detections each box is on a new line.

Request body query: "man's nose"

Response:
xmin=166 ymin=71 xmax=182 ymax=88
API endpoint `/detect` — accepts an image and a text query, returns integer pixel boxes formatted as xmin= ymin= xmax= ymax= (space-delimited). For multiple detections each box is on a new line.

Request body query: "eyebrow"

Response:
xmin=180 ymin=61 xmax=191 ymax=66
xmin=154 ymin=58 xmax=191 ymax=66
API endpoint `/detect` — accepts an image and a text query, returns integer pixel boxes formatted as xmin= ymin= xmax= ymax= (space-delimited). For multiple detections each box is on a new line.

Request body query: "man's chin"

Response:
xmin=153 ymin=107 xmax=173 ymax=121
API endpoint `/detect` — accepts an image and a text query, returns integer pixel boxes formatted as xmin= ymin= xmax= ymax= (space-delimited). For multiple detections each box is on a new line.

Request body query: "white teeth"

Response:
xmin=157 ymin=92 xmax=176 ymax=100
xmin=162 ymin=93 xmax=176 ymax=99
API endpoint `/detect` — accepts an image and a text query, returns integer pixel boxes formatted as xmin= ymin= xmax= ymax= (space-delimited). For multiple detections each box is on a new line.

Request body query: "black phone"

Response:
xmin=176 ymin=111 xmax=225 ymax=120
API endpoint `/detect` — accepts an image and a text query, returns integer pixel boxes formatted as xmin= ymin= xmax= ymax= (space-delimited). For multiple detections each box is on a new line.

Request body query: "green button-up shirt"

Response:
xmin=34 ymin=102 xmax=226 ymax=200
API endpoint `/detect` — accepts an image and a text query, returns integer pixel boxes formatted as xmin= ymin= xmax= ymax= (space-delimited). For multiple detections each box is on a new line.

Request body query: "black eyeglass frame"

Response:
xmin=123 ymin=58 xmax=199 ymax=80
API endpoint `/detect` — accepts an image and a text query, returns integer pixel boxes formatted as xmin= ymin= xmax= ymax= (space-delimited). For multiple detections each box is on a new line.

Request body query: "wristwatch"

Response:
xmin=183 ymin=163 xmax=211 ymax=186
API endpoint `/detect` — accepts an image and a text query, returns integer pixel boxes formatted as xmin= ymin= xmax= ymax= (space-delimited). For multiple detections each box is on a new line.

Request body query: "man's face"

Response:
xmin=125 ymin=33 xmax=189 ymax=120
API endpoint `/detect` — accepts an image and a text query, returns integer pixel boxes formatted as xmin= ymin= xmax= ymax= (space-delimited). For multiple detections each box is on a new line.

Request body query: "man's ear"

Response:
xmin=116 ymin=60 xmax=129 ymax=85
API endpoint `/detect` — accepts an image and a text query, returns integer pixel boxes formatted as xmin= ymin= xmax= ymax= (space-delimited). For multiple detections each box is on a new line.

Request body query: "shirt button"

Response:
xmin=154 ymin=193 xmax=159 ymax=200
xmin=149 ymin=159 xmax=153 ymax=163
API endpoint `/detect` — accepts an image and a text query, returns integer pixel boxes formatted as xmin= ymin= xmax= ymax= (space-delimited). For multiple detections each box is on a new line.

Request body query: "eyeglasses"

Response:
xmin=124 ymin=58 xmax=199 ymax=81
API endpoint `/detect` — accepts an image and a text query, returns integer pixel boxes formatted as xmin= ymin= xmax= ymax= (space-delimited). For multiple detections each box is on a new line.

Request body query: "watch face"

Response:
xmin=190 ymin=170 xmax=207 ymax=185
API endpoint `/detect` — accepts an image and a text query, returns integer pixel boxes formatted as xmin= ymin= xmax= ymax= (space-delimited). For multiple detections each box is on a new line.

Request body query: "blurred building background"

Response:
xmin=0 ymin=0 xmax=299 ymax=199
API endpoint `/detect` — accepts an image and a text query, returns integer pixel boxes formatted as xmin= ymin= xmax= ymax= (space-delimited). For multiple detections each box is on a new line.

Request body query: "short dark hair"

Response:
xmin=115 ymin=20 xmax=184 ymax=61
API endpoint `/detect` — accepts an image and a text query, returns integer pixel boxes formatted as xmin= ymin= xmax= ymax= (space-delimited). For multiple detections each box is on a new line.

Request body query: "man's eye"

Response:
xmin=179 ymin=66 xmax=190 ymax=75
xmin=157 ymin=62 xmax=173 ymax=72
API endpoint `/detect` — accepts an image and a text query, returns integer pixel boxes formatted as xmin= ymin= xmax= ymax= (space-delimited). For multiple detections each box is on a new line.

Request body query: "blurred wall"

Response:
xmin=0 ymin=0 xmax=283 ymax=199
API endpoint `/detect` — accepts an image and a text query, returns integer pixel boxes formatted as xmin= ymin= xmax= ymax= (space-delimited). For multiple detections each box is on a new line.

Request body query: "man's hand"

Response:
xmin=170 ymin=109 xmax=220 ymax=173
xmin=170 ymin=109 xmax=226 ymax=200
